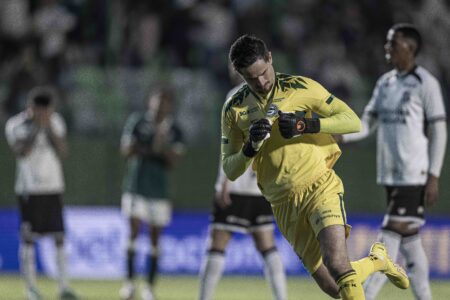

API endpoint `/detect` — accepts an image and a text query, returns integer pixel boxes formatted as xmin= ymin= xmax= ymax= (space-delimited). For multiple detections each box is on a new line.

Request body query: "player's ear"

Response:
xmin=266 ymin=52 xmax=273 ymax=64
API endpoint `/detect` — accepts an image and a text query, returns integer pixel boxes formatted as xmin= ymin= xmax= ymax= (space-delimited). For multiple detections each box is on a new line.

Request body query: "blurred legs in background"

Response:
xmin=198 ymin=228 xmax=287 ymax=300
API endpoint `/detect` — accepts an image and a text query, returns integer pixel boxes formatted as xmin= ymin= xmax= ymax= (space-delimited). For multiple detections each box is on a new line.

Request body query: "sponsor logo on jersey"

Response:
xmin=265 ymin=104 xmax=279 ymax=118
xmin=239 ymin=107 xmax=259 ymax=116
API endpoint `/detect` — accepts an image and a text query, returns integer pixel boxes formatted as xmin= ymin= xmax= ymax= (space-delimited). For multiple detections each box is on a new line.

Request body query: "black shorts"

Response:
xmin=384 ymin=185 xmax=425 ymax=226
xmin=211 ymin=193 xmax=274 ymax=233
xmin=18 ymin=194 xmax=65 ymax=234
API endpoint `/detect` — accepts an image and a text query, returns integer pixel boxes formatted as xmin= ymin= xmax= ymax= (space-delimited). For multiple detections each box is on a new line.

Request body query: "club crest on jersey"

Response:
xmin=266 ymin=104 xmax=279 ymax=118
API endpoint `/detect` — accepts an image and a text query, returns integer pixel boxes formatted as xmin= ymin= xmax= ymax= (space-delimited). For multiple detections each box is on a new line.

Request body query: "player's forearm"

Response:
xmin=342 ymin=113 xmax=374 ymax=143
xmin=222 ymin=150 xmax=253 ymax=181
xmin=318 ymin=98 xmax=361 ymax=134
xmin=320 ymin=110 xmax=361 ymax=134
xmin=427 ymin=121 xmax=447 ymax=177
xmin=14 ymin=125 xmax=40 ymax=156
xmin=46 ymin=127 xmax=67 ymax=158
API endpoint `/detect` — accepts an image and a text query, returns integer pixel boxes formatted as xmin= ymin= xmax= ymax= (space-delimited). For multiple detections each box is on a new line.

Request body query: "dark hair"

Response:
xmin=391 ymin=23 xmax=422 ymax=55
xmin=28 ymin=86 xmax=56 ymax=107
xmin=229 ymin=35 xmax=270 ymax=70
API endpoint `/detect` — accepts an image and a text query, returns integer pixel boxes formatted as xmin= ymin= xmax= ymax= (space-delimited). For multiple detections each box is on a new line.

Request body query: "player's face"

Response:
xmin=384 ymin=30 xmax=414 ymax=70
xmin=238 ymin=53 xmax=275 ymax=96
xmin=148 ymin=92 xmax=173 ymax=120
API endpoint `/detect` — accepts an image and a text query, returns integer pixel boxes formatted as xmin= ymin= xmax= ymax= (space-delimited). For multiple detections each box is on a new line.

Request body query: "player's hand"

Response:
xmin=425 ymin=174 xmax=439 ymax=207
xmin=249 ymin=119 xmax=272 ymax=143
xmin=333 ymin=134 xmax=343 ymax=143
xmin=215 ymin=190 xmax=232 ymax=209
xmin=278 ymin=110 xmax=320 ymax=139
xmin=243 ymin=119 xmax=272 ymax=157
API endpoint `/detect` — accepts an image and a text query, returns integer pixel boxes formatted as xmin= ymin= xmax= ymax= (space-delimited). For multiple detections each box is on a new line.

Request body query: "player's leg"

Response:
xmin=142 ymin=199 xmax=172 ymax=300
xmin=54 ymin=233 xmax=78 ymax=300
xmin=309 ymin=172 xmax=393 ymax=299
xmin=363 ymin=229 xmax=401 ymax=299
xmin=198 ymin=229 xmax=232 ymax=300
xmin=147 ymin=225 xmax=163 ymax=287
xmin=120 ymin=193 xmax=144 ymax=300
xmin=318 ymin=224 xmax=366 ymax=300
xmin=365 ymin=186 xmax=427 ymax=299
xmin=249 ymin=195 xmax=287 ymax=300
xmin=18 ymin=195 xmax=42 ymax=300
xmin=400 ymin=233 xmax=431 ymax=300
xmin=120 ymin=217 xmax=140 ymax=299
xmin=47 ymin=194 xmax=78 ymax=300
xmin=251 ymin=229 xmax=287 ymax=300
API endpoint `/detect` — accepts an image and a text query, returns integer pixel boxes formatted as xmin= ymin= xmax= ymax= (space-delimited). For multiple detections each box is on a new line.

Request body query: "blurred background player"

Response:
xmin=341 ymin=23 xmax=447 ymax=300
xmin=119 ymin=87 xmax=185 ymax=300
xmin=198 ymin=66 xmax=287 ymax=300
xmin=4 ymin=86 xmax=78 ymax=300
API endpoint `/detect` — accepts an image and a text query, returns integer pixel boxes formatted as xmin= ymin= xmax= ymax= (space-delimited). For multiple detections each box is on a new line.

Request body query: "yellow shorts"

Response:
xmin=271 ymin=170 xmax=350 ymax=274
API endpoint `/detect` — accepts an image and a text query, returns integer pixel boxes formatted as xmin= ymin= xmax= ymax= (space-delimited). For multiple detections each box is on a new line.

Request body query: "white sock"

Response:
xmin=198 ymin=251 xmax=225 ymax=300
xmin=262 ymin=249 xmax=287 ymax=300
xmin=364 ymin=229 xmax=402 ymax=300
xmin=56 ymin=245 xmax=69 ymax=292
xmin=20 ymin=243 xmax=37 ymax=290
xmin=400 ymin=235 xmax=432 ymax=300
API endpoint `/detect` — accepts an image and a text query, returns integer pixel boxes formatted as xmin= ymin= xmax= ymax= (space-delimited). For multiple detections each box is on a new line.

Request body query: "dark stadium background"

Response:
xmin=0 ymin=2 xmax=450 ymax=297
xmin=1 ymin=0 xmax=448 ymax=213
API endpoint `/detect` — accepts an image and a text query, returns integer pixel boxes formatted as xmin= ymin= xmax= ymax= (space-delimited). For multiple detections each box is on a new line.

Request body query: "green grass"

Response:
xmin=1 ymin=275 xmax=449 ymax=300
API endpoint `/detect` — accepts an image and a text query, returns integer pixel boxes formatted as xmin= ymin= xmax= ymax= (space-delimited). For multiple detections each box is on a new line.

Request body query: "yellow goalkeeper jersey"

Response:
xmin=221 ymin=73 xmax=361 ymax=203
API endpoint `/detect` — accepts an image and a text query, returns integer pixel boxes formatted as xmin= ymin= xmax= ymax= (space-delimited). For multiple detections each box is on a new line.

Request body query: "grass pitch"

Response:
xmin=1 ymin=274 xmax=449 ymax=299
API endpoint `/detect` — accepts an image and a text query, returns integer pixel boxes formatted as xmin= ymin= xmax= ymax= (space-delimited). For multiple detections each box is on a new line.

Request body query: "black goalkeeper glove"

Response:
xmin=278 ymin=111 xmax=320 ymax=139
xmin=242 ymin=118 xmax=272 ymax=157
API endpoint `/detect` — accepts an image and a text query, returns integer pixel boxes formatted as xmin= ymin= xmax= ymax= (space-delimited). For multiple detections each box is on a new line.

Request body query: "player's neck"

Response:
xmin=396 ymin=60 xmax=416 ymax=74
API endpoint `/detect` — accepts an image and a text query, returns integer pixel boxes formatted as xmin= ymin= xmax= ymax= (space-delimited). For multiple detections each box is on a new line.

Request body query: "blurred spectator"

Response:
xmin=32 ymin=0 xmax=76 ymax=84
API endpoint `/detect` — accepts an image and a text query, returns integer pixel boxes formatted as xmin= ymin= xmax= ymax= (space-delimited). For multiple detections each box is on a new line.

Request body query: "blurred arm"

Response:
xmin=427 ymin=120 xmax=447 ymax=178
xmin=214 ymin=161 xmax=232 ymax=208
xmin=45 ymin=114 xmax=68 ymax=158
xmin=5 ymin=118 xmax=40 ymax=157
xmin=341 ymin=108 xmax=378 ymax=143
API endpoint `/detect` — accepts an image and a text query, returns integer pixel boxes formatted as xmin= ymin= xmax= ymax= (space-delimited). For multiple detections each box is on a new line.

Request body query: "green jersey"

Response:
xmin=121 ymin=112 xmax=184 ymax=199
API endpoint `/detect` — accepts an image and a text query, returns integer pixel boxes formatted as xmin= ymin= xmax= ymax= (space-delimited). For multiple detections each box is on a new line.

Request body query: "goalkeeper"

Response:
xmin=222 ymin=34 xmax=410 ymax=300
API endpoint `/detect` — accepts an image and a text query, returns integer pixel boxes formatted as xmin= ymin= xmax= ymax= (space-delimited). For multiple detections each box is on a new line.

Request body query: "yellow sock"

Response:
xmin=351 ymin=255 xmax=386 ymax=283
xmin=336 ymin=270 xmax=365 ymax=300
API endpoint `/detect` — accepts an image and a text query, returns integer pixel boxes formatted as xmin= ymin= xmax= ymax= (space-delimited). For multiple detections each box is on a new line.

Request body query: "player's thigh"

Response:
xmin=272 ymin=199 xmax=323 ymax=274
xmin=121 ymin=193 xmax=149 ymax=221
xmin=251 ymin=229 xmax=275 ymax=251
xmin=148 ymin=199 xmax=172 ymax=227
xmin=209 ymin=229 xmax=233 ymax=251
xmin=18 ymin=194 xmax=65 ymax=238
xmin=317 ymin=225 xmax=351 ymax=277
xmin=210 ymin=194 xmax=257 ymax=234
xmin=384 ymin=185 xmax=425 ymax=234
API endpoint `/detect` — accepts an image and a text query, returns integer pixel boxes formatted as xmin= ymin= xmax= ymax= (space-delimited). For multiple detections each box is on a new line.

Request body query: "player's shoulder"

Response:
xmin=5 ymin=111 xmax=27 ymax=129
xmin=377 ymin=69 xmax=397 ymax=84
xmin=276 ymin=73 xmax=310 ymax=91
xmin=127 ymin=111 xmax=145 ymax=124
xmin=223 ymin=84 xmax=252 ymax=114
xmin=415 ymin=65 xmax=440 ymax=86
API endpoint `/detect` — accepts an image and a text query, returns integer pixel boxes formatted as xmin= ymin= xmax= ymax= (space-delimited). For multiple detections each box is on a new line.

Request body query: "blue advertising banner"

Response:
xmin=0 ymin=208 xmax=449 ymax=279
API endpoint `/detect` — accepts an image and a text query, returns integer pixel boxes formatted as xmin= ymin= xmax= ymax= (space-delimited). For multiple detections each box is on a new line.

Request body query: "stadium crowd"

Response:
xmin=1 ymin=0 xmax=449 ymax=125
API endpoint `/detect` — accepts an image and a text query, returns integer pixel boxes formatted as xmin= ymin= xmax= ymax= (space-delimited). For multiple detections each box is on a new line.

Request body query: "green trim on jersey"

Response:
xmin=276 ymin=73 xmax=308 ymax=91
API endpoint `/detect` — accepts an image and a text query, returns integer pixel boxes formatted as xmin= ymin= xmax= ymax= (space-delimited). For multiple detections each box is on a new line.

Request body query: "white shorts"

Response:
xmin=121 ymin=193 xmax=172 ymax=227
